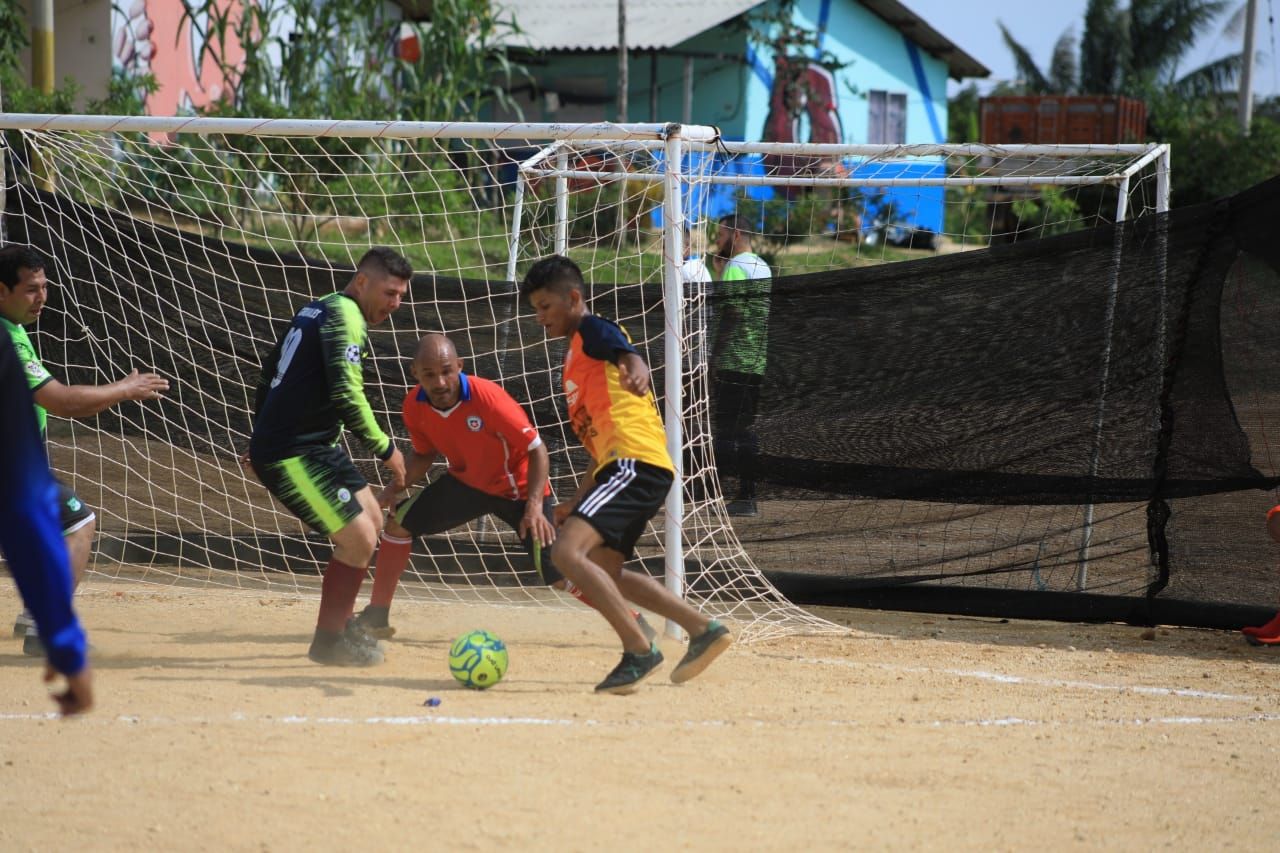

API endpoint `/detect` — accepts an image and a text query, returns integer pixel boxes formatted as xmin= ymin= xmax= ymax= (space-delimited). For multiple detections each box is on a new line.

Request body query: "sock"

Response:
xmin=371 ymin=533 xmax=413 ymax=609
xmin=563 ymin=579 xmax=640 ymax=621
xmin=1243 ymin=610 xmax=1280 ymax=638
xmin=317 ymin=557 xmax=366 ymax=634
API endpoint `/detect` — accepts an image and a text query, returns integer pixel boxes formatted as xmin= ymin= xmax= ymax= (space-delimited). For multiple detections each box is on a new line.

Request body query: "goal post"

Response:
xmin=0 ymin=111 xmax=1172 ymax=640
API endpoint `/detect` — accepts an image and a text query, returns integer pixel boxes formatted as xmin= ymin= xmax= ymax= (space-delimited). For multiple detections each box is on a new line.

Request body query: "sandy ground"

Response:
xmin=1 ymin=580 xmax=1278 ymax=851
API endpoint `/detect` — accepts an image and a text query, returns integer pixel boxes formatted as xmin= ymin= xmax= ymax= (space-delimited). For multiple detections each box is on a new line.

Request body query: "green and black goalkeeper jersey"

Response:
xmin=250 ymin=292 xmax=393 ymax=462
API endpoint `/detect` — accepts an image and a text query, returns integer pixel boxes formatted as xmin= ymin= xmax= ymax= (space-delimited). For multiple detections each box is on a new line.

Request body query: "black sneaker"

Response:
xmin=635 ymin=612 xmax=658 ymax=644
xmin=308 ymin=626 xmax=385 ymax=667
xmin=726 ymin=499 xmax=758 ymax=517
xmin=352 ymin=605 xmax=396 ymax=640
xmin=670 ymin=620 xmax=732 ymax=684
xmin=595 ymin=644 xmax=664 ymax=695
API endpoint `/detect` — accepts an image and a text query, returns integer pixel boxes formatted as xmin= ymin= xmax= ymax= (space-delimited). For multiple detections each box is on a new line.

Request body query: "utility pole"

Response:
xmin=32 ymin=0 xmax=55 ymax=94
xmin=617 ymin=0 xmax=628 ymax=123
xmin=31 ymin=0 xmax=55 ymax=193
xmin=1240 ymin=0 xmax=1258 ymax=134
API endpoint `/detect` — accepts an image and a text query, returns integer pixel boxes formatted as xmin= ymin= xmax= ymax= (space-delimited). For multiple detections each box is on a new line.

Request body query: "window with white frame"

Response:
xmin=868 ymin=91 xmax=907 ymax=144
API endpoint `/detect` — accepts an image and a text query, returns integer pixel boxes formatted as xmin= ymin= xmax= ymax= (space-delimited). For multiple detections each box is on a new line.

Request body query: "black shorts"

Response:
xmin=55 ymin=480 xmax=95 ymax=536
xmin=251 ymin=445 xmax=368 ymax=536
xmin=393 ymin=474 xmax=563 ymax=585
xmin=571 ymin=459 xmax=674 ymax=560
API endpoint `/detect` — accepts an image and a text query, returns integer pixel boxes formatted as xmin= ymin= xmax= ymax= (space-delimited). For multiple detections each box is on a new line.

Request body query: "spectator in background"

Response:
xmin=709 ymin=215 xmax=772 ymax=517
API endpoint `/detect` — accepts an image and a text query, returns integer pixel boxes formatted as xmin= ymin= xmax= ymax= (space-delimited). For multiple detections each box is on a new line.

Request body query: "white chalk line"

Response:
xmin=1 ymin=711 xmax=1277 ymax=729
xmin=763 ymin=654 xmax=1258 ymax=702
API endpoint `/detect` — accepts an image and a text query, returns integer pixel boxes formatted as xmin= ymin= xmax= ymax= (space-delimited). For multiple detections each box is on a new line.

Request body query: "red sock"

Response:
xmin=1243 ymin=610 xmax=1280 ymax=638
xmin=317 ymin=557 xmax=366 ymax=633
xmin=564 ymin=579 xmax=639 ymax=620
xmin=371 ymin=533 xmax=413 ymax=608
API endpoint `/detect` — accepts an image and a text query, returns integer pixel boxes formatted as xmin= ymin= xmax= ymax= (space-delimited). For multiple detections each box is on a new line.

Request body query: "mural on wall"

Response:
xmin=761 ymin=55 xmax=844 ymax=176
xmin=113 ymin=0 xmax=246 ymax=115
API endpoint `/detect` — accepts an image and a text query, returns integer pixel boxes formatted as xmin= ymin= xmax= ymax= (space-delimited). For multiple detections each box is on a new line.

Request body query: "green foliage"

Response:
xmin=733 ymin=189 xmax=860 ymax=268
xmin=398 ymin=0 xmax=528 ymax=122
xmin=1009 ymin=187 xmax=1082 ymax=236
xmin=1147 ymin=90 xmax=1280 ymax=206
xmin=944 ymin=186 xmax=990 ymax=243
xmin=181 ymin=0 xmax=526 ymax=124
xmin=947 ymin=84 xmax=981 ymax=143
xmin=0 ymin=1 xmax=28 ymax=76
xmin=168 ymin=0 xmax=528 ymax=248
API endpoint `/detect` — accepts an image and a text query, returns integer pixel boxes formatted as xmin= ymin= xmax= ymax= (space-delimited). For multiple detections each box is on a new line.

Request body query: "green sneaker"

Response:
xmin=595 ymin=644 xmax=664 ymax=695
xmin=670 ymin=620 xmax=732 ymax=684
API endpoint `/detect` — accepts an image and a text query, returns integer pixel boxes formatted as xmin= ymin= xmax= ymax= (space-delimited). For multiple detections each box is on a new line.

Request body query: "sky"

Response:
xmin=901 ymin=0 xmax=1280 ymax=98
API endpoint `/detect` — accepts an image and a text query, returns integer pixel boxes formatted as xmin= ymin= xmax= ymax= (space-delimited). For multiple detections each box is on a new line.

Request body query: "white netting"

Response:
xmin=0 ymin=116 xmax=1168 ymax=640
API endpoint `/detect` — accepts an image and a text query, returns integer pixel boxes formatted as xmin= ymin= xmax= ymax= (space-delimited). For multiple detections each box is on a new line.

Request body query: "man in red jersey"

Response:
xmin=354 ymin=334 xmax=656 ymax=641
xmin=521 ymin=255 xmax=731 ymax=695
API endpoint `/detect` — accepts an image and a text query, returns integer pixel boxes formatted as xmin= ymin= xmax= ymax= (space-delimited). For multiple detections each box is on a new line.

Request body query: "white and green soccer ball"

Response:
xmin=448 ymin=629 xmax=508 ymax=689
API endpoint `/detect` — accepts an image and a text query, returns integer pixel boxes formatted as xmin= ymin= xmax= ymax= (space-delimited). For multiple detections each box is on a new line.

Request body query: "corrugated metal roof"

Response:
xmin=402 ymin=0 xmax=989 ymax=80
xmin=493 ymin=0 xmax=760 ymax=52
xmin=859 ymin=0 xmax=989 ymax=79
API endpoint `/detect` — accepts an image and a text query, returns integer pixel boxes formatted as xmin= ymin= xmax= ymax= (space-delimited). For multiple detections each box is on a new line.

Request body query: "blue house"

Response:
xmin=491 ymin=0 xmax=988 ymax=233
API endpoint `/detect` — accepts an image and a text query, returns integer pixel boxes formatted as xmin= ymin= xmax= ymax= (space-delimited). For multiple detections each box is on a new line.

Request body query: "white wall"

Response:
xmin=14 ymin=0 xmax=113 ymax=109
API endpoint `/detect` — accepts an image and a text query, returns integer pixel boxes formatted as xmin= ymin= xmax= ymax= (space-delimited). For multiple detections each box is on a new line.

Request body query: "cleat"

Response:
xmin=13 ymin=610 xmax=32 ymax=639
xmin=342 ymin=616 xmax=386 ymax=649
xmin=636 ymin=612 xmax=658 ymax=644
xmin=352 ymin=605 xmax=396 ymax=640
xmin=1242 ymin=612 xmax=1280 ymax=638
xmin=308 ymin=624 xmax=385 ymax=667
xmin=726 ymin=499 xmax=758 ymax=518
xmin=670 ymin=620 xmax=732 ymax=684
xmin=1245 ymin=633 xmax=1280 ymax=647
xmin=22 ymin=629 xmax=43 ymax=658
xmin=595 ymin=644 xmax=664 ymax=695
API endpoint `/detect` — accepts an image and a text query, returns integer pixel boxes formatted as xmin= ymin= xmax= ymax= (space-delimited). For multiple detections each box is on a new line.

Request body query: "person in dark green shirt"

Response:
xmin=249 ymin=247 xmax=410 ymax=667
xmin=710 ymin=215 xmax=772 ymax=517
xmin=0 ymin=245 xmax=169 ymax=657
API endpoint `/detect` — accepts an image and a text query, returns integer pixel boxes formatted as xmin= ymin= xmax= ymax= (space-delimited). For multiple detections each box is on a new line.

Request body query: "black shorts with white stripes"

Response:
xmin=571 ymin=459 xmax=674 ymax=560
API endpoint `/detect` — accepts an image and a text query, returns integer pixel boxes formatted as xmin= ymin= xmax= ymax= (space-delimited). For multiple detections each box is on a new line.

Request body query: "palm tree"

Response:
xmin=1001 ymin=0 xmax=1251 ymax=98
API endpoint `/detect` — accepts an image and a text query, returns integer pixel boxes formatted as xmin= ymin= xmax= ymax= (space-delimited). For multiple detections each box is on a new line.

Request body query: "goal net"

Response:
xmin=0 ymin=115 xmax=1182 ymax=637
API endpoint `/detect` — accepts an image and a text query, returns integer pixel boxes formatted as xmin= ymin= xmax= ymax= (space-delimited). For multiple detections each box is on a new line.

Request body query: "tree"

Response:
xmin=947 ymin=83 xmax=981 ymax=142
xmin=1000 ymin=0 xmax=1245 ymax=97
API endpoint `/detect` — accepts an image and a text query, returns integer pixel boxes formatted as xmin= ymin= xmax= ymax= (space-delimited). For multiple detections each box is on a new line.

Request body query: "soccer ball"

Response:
xmin=448 ymin=629 xmax=508 ymax=689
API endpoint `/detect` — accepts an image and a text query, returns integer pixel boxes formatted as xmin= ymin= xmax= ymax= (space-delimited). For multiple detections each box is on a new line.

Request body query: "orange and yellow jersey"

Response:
xmin=563 ymin=314 xmax=673 ymax=475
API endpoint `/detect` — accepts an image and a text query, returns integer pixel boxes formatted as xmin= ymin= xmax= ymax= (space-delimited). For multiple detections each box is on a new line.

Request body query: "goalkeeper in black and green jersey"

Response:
xmin=249 ymin=247 xmax=411 ymax=667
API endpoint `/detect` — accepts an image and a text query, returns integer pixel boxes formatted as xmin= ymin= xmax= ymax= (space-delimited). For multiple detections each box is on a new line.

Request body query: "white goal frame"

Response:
xmin=0 ymin=112 xmax=1172 ymax=628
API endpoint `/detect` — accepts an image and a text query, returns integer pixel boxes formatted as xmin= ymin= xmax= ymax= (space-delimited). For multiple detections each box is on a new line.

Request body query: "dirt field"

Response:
xmin=2 ymin=580 xmax=1277 ymax=851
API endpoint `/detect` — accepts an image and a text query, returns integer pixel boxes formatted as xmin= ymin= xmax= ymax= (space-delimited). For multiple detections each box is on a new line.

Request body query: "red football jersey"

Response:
xmin=401 ymin=373 xmax=549 ymax=500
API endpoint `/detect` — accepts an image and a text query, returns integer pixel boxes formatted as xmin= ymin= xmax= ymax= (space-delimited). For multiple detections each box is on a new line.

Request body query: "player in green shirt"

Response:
xmin=249 ymin=247 xmax=410 ymax=667
xmin=0 ymin=245 xmax=169 ymax=656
